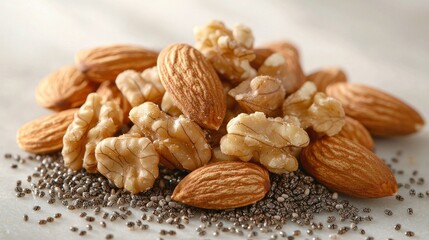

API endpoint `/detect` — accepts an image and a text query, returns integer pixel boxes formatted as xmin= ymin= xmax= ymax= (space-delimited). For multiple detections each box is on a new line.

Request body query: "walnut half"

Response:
xmin=62 ymin=93 xmax=123 ymax=172
xmin=220 ymin=112 xmax=309 ymax=174
xmin=116 ymin=67 xmax=165 ymax=107
xmin=282 ymin=82 xmax=345 ymax=136
xmin=228 ymin=75 xmax=285 ymax=117
xmin=129 ymin=102 xmax=211 ymax=171
xmin=96 ymin=134 xmax=159 ymax=194
xmin=194 ymin=20 xmax=256 ymax=84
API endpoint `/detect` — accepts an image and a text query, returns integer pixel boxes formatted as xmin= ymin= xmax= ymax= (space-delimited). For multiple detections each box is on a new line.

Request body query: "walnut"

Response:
xmin=129 ymin=102 xmax=211 ymax=171
xmin=116 ymin=67 xmax=165 ymax=107
xmin=95 ymin=134 xmax=159 ymax=194
xmin=220 ymin=112 xmax=309 ymax=174
xmin=228 ymin=76 xmax=285 ymax=117
xmin=194 ymin=20 xmax=256 ymax=84
xmin=160 ymin=92 xmax=182 ymax=117
xmin=282 ymin=82 xmax=345 ymax=136
xmin=62 ymin=93 xmax=123 ymax=172
xmin=96 ymin=80 xmax=131 ymax=123
xmin=262 ymin=42 xmax=306 ymax=93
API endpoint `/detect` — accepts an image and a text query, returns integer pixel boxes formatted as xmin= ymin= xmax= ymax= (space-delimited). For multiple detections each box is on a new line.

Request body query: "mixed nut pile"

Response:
xmin=13 ymin=20 xmax=426 ymax=238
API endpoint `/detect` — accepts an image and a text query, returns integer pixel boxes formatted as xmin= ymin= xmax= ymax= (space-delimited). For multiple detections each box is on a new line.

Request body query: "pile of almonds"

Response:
xmin=17 ymin=20 xmax=425 ymax=211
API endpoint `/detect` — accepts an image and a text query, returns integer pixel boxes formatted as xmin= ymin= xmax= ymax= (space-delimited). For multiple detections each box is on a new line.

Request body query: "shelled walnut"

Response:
xmin=160 ymin=92 xmax=182 ymax=117
xmin=283 ymin=82 xmax=345 ymax=136
xmin=263 ymin=40 xmax=306 ymax=93
xmin=220 ymin=112 xmax=309 ymax=174
xmin=116 ymin=67 xmax=165 ymax=107
xmin=228 ymin=75 xmax=285 ymax=117
xmin=62 ymin=93 xmax=123 ymax=172
xmin=96 ymin=81 xmax=131 ymax=123
xmin=129 ymin=102 xmax=211 ymax=171
xmin=194 ymin=20 xmax=256 ymax=84
xmin=96 ymin=134 xmax=159 ymax=194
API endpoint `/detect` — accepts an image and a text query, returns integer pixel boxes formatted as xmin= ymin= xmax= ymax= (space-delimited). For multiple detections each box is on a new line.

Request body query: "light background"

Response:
xmin=0 ymin=1 xmax=428 ymax=239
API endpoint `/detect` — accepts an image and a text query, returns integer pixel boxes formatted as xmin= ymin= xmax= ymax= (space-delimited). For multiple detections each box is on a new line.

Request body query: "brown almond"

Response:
xmin=300 ymin=135 xmax=397 ymax=198
xmin=75 ymin=44 xmax=158 ymax=82
xmin=17 ymin=109 xmax=77 ymax=154
xmin=157 ymin=43 xmax=226 ymax=130
xmin=35 ymin=65 xmax=98 ymax=111
xmin=338 ymin=116 xmax=374 ymax=150
xmin=326 ymin=83 xmax=425 ymax=136
xmin=306 ymin=67 xmax=347 ymax=92
xmin=172 ymin=161 xmax=270 ymax=209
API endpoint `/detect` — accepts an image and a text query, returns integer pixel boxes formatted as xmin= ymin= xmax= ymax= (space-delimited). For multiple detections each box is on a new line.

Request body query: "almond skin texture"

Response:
xmin=157 ymin=43 xmax=226 ymax=130
xmin=306 ymin=67 xmax=347 ymax=92
xmin=338 ymin=116 xmax=374 ymax=151
xmin=17 ymin=109 xmax=78 ymax=154
xmin=326 ymin=83 xmax=425 ymax=136
xmin=300 ymin=135 xmax=397 ymax=198
xmin=172 ymin=161 xmax=270 ymax=209
xmin=35 ymin=65 xmax=98 ymax=111
xmin=76 ymin=44 xmax=158 ymax=83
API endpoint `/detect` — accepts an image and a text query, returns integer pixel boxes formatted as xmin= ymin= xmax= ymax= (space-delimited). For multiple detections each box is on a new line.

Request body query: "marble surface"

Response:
xmin=1 ymin=1 xmax=428 ymax=239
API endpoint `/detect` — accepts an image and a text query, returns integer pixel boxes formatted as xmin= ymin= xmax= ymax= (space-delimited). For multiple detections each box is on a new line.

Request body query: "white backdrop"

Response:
xmin=1 ymin=1 xmax=428 ymax=239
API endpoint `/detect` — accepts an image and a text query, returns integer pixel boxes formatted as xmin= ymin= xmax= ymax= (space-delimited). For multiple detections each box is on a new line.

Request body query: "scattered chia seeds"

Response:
xmin=8 ymin=150 xmax=426 ymax=239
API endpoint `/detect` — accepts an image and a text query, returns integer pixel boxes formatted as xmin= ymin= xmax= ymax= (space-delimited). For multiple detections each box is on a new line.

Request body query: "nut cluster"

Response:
xmin=16 ymin=20 xmax=425 ymax=210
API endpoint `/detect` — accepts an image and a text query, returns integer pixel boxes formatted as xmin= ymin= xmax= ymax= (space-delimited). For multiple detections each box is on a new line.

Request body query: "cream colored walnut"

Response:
xmin=228 ymin=76 xmax=285 ymax=117
xmin=283 ymin=82 xmax=345 ymax=136
xmin=96 ymin=134 xmax=159 ymax=194
xmin=116 ymin=67 xmax=165 ymax=107
xmin=129 ymin=102 xmax=211 ymax=171
xmin=62 ymin=93 xmax=123 ymax=172
xmin=220 ymin=112 xmax=309 ymax=174
xmin=263 ymin=41 xmax=306 ymax=93
xmin=160 ymin=92 xmax=182 ymax=117
xmin=194 ymin=20 xmax=256 ymax=84
xmin=96 ymin=81 xmax=131 ymax=124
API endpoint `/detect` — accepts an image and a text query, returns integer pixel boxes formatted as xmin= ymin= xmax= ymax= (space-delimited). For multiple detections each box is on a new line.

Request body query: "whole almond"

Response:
xmin=35 ymin=65 xmax=98 ymax=111
xmin=17 ymin=109 xmax=77 ymax=154
xmin=338 ymin=116 xmax=374 ymax=150
xmin=76 ymin=44 xmax=158 ymax=83
xmin=300 ymin=135 xmax=397 ymax=198
xmin=326 ymin=83 xmax=425 ymax=136
xmin=157 ymin=43 xmax=226 ymax=130
xmin=306 ymin=67 xmax=347 ymax=92
xmin=172 ymin=161 xmax=270 ymax=209
xmin=263 ymin=40 xmax=305 ymax=93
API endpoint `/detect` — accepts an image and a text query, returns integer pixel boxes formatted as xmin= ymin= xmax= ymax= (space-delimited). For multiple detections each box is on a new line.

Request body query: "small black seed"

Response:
xmin=23 ymin=214 xmax=29 ymax=221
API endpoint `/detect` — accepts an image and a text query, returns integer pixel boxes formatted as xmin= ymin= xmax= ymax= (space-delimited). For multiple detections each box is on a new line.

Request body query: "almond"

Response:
xmin=157 ymin=43 xmax=226 ymax=130
xmin=300 ymin=135 xmax=397 ymax=198
xmin=76 ymin=44 xmax=158 ymax=83
xmin=326 ymin=83 xmax=425 ymax=136
xmin=338 ymin=116 xmax=374 ymax=150
xmin=35 ymin=65 xmax=98 ymax=111
xmin=172 ymin=161 xmax=270 ymax=209
xmin=17 ymin=109 xmax=77 ymax=154
xmin=306 ymin=67 xmax=347 ymax=92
